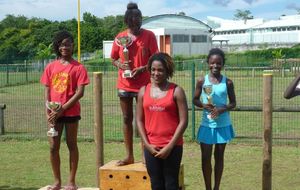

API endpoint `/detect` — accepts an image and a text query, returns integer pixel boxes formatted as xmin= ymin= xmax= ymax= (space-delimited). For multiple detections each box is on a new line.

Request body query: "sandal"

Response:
xmin=47 ymin=184 xmax=61 ymax=190
xmin=64 ymin=185 xmax=78 ymax=190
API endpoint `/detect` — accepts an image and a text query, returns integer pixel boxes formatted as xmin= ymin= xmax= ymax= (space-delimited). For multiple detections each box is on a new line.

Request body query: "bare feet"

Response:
xmin=115 ymin=158 xmax=134 ymax=166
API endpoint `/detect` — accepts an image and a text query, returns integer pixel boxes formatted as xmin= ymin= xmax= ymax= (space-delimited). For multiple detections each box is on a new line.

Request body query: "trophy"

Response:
xmin=115 ymin=36 xmax=133 ymax=78
xmin=203 ymin=85 xmax=213 ymax=119
xmin=46 ymin=101 xmax=61 ymax=137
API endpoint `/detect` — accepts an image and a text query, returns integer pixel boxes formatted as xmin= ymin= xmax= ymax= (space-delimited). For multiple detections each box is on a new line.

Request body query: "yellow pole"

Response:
xmin=77 ymin=0 xmax=81 ymax=63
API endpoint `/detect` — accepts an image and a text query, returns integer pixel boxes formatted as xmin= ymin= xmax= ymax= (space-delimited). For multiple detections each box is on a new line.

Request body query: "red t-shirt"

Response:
xmin=143 ymin=83 xmax=183 ymax=147
xmin=40 ymin=59 xmax=90 ymax=117
xmin=111 ymin=29 xmax=158 ymax=92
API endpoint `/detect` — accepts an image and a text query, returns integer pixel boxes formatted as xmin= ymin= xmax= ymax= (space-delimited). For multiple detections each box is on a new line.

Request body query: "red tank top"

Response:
xmin=143 ymin=83 xmax=183 ymax=147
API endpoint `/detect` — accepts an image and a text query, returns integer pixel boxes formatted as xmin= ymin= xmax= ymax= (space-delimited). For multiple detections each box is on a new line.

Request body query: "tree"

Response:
xmin=36 ymin=43 xmax=53 ymax=59
xmin=0 ymin=13 xmax=126 ymax=62
xmin=234 ymin=9 xmax=253 ymax=24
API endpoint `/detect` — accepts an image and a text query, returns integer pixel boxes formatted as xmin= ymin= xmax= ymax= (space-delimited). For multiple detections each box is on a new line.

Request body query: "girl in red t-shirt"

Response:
xmin=136 ymin=53 xmax=188 ymax=190
xmin=40 ymin=31 xmax=89 ymax=190
xmin=110 ymin=2 xmax=158 ymax=166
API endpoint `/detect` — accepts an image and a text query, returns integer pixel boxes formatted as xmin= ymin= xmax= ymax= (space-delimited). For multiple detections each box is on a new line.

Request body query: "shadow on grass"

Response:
xmin=0 ymin=186 xmax=38 ymax=190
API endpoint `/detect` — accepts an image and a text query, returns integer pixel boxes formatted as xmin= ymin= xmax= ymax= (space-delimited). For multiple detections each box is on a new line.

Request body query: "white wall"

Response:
xmin=103 ymin=40 xmax=113 ymax=59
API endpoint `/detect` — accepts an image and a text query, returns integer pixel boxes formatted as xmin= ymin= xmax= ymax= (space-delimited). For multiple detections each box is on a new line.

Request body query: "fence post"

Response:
xmin=25 ymin=60 xmax=28 ymax=82
xmin=6 ymin=58 xmax=9 ymax=85
xmin=191 ymin=62 xmax=195 ymax=140
xmin=262 ymin=73 xmax=272 ymax=190
xmin=93 ymin=72 xmax=104 ymax=187
xmin=0 ymin=104 xmax=6 ymax=135
xmin=281 ymin=67 xmax=285 ymax=78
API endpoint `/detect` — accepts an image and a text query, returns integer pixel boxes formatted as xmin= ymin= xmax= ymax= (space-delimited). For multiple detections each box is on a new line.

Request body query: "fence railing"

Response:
xmin=0 ymin=59 xmax=299 ymax=145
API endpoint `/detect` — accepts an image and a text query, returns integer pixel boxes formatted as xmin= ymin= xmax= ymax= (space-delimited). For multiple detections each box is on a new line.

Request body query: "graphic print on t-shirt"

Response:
xmin=52 ymin=72 xmax=70 ymax=93
xmin=149 ymin=105 xmax=165 ymax=112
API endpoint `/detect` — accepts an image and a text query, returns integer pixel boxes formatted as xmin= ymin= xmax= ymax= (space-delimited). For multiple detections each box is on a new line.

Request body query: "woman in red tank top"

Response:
xmin=136 ymin=52 xmax=188 ymax=190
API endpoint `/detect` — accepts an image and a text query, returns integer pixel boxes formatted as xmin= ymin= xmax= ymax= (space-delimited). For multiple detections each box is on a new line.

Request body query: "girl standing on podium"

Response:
xmin=40 ymin=31 xmax=89 ymax=190
xmin=110 ymin=2 xmax=158 ymax=166
xmin=136 ymin=52 xmax=188 ymax=190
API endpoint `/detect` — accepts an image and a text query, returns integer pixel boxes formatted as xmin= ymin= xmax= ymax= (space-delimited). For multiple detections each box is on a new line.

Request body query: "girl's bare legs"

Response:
xmin=200 ymin=143 xmax=213 ymax=190
xmin=117 ymin=97 xmax=134 ymax=166
xmin=213 ymin=143 xmax=226 ymax=190
xmin=65 ymin=122 xmax=79 ymax=187
xmin=48 ymin=123 xmax=64 ymax=188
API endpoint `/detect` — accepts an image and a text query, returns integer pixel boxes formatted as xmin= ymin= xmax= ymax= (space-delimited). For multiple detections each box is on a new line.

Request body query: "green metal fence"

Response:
xmin=0 ymin=58 xmax=299 ymax=145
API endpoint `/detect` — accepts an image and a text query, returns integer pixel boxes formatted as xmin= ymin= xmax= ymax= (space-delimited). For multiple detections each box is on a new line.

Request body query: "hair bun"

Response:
xmin=127 ymin=2 xmax=138 ymax=10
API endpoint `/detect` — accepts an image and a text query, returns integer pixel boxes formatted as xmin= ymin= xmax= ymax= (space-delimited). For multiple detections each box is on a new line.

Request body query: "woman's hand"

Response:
xmin=202 ymin=103 xmax=215 ymax=112
xmin=47 ymin=108 xmax=64 ymax=125
xmin=155 ymin=146 xmax=173 ymax=159
xmin=210 ymin=106 xmax=227 ymax=119
xmin=145 ymin=143 xmax=159 ymax=156
xmin=131 ymin=66 xmax=145 ymax=78
xmin=117 ymin=61 xmax=131 ymax=70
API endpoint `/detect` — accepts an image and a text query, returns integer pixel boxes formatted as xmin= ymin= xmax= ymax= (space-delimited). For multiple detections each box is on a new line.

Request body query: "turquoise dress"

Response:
xmin=197 ymin=74 xmax=235 ymax=144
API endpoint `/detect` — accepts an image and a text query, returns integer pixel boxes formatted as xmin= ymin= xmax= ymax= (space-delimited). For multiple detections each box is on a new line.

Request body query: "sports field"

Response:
xmin=0 ymin=141 xmax=299 ymax=190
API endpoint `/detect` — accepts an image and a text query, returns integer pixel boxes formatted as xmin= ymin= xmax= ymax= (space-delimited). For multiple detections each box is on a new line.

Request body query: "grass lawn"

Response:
xmin=0 ymin=140 xmax=299 ymax=190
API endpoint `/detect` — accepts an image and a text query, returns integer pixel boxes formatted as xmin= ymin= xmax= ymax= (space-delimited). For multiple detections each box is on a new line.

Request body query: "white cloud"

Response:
xmin=0 ymin=0 xmax=297 ymax=21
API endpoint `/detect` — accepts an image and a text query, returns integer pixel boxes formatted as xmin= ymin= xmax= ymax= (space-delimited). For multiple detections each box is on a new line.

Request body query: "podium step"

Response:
xmin=99 ymin=160 xmax=184 ymax=190
xmin=39 ymin=186 xmax=98 ymax=190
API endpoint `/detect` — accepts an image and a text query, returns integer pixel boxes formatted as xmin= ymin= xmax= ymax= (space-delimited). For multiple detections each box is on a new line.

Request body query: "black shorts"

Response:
xmin=118 ymin=89 xmax=138 ymax=98
xmin=57 ymin=116 xmax=81 ymax=123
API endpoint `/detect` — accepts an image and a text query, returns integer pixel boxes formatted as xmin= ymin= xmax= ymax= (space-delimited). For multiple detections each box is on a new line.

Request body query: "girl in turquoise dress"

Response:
xmin=193 ymin=48 xmax=236 ymax=190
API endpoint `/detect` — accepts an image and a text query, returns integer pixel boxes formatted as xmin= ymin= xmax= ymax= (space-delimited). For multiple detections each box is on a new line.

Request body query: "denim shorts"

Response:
xmin=118 ymin=89 xmax=138 ymax=98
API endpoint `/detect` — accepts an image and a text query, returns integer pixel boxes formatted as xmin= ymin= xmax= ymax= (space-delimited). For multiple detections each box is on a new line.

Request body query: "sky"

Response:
xmin=0 ymin=0 xmax=299 ymax=22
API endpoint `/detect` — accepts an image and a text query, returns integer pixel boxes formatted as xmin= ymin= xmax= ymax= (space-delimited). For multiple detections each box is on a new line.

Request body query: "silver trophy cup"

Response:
xmin=116 ymin=36 xmax=133 ymax=78
xmin=46 ymin=101 xmax=61 ymax=137
xmin=203 ymin=85 xmax=213 ymax=119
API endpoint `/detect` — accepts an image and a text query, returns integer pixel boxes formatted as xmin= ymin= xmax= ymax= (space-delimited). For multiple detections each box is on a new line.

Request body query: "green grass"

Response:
xmin=0 ymin=140 xmax=299 ymax=190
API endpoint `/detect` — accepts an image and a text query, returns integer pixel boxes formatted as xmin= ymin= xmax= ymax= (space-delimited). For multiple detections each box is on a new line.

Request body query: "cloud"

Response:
xmin=286 ymin=3 xmax=300 ymax=11
xmin=243 ymin=0 xmax=257 ymax=4
xmin=213 ymin=0 xmax=231 ymax=6
xmin=213 ymin=0 xmax=259 ymax=7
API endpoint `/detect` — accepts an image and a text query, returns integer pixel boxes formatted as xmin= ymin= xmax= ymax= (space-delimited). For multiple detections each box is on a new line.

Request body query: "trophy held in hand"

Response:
xmin=203 ymin=85 xmax=213 ymax=119
xmin=46 ymin=101 xmax=61 ymax=137
xmin=116 ymin=36 xmax=133 ymax=78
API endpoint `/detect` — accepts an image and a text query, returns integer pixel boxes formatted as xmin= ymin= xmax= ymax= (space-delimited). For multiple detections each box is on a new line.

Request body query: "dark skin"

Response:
xmin=283 ymin=73 xmax=300 ymax=99
xmin=112 ymin=11 xmax=145 ymax=78
xmin=136 ymin=60 xmax=188 ymax=159
xmin=44 ymin=38 xmax=85 ymax=190
xmin=111 ymin=10 xmax=146 ymax=166
xmin=193 ymin=54 xmax=236 ymax=190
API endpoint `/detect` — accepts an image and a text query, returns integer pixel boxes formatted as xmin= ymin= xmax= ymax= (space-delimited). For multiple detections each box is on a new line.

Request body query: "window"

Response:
xmin=191 ymin=35 xmax=207 ymax=42
xmin=173 ymin=35 xmax=189 ymax=42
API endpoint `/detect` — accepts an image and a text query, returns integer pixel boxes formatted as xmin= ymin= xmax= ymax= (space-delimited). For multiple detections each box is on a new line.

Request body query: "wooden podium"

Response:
xmin=99 ymin=160 xmax=184 ymax=190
